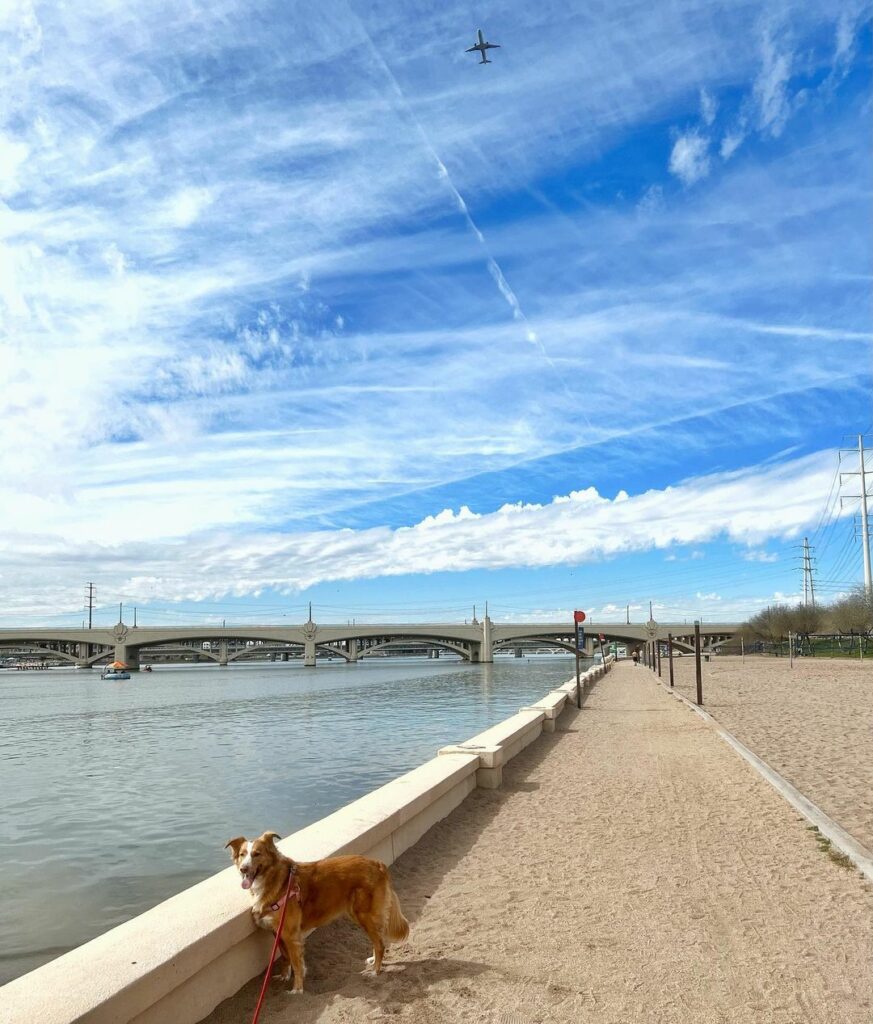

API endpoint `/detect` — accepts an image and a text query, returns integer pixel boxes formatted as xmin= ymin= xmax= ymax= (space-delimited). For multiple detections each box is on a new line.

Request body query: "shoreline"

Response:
xmin=0 ymin=660 xmax=610 ymax=1024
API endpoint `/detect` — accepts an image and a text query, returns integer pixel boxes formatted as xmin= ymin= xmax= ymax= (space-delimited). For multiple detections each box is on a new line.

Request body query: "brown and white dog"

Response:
xmin=226 ymin=831 xmax=409 ymax=993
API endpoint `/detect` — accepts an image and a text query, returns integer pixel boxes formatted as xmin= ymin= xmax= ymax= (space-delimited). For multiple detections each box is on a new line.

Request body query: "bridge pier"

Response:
xmin=304 ymin=638 xmax=316 ymax=667
xmin=347 ymin=640 xmax=358 ymax=663
xmin=480 ymin=615 xmax=493 ymax=664
xmin=114 ymin=644 xmax=140 ymax=671
xmin=218 ymin=640 xmax=228 ymax=667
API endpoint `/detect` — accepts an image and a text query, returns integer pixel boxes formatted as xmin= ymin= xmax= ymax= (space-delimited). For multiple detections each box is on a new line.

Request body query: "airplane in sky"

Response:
xmin=465 ymin=28 xmax=500 ymax=64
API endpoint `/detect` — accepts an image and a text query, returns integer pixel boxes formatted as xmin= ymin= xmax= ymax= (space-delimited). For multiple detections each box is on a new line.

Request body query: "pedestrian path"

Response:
xmin=206 ymin=662 xmax=873 ymax=1024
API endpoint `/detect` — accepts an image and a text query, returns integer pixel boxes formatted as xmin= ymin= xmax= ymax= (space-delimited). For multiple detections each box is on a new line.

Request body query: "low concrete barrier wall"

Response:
xmin=0 ymin=658 xmax=613 ymax=1024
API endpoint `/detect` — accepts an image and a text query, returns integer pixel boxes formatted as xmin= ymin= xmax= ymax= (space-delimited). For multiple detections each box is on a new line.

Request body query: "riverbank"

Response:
xmin=0 ymin=657 xmax=577 ymax=986
xmin=667 ymin=655 xmax=873 ymax=850
xmin=0 ymin=660 xmax=604 ymax=1022
xmin=205 ymin=661 xmax=873 ymax=1024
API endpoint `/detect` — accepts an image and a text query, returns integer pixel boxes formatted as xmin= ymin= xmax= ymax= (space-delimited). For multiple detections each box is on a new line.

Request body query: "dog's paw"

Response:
xmin=365 ymin=955 xmax=376 ymax=966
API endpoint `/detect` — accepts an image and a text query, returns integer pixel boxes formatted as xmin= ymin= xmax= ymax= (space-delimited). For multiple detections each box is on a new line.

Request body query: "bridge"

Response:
xmin=0 ymin=618 xmax=738 ymax=670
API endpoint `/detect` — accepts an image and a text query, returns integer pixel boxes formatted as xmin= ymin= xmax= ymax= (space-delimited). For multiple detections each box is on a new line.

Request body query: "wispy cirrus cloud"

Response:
xmin=0 ymin=0 xmax=868 ymax=620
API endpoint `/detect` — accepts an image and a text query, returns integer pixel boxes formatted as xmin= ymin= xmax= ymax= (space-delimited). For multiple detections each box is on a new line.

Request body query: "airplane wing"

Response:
xmin=465 ymin=45 xmax=479 ymax=52
xmin=485 ymin=43 xmax=501 ymax=49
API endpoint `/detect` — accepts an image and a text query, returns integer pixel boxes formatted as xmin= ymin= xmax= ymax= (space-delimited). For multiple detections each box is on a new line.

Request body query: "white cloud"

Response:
xmin=835 ymin=11 xmax=856 ymax=63
xmin=742 ymin=549 xmax=779 ymax=563
xmin=699 ymin=88 xmax=718 ymax=126
xmin=696 ymin=591 xmax=722 ymax=601
xmin=102 ymin=242 xmax=128 ymax=277
xmin=720 ymin=131 xmax=745 ymax=160
xmin=0 ymin=134 xmax=29 ymax=194
xmin=668 ymin=131 xmax=710 ymax=185
xmin=754 ymin=31 xmax=792 ymax=137
xmin=0 ymin=449 xmax=847 ymax=618
xmin=159 ymin=187 xmax=216 ymax=229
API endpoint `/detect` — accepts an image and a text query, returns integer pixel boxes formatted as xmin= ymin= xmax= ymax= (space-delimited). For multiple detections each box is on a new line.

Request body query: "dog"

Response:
xmin=226 ymin=831 xmax=409 ymax=993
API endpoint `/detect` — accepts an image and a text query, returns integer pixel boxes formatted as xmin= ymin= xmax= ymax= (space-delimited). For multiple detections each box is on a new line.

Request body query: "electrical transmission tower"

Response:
xmin=794 ymin=538 xmax=817 ymax=609
xmin=839 ymin=434 xmax=873 ymax=599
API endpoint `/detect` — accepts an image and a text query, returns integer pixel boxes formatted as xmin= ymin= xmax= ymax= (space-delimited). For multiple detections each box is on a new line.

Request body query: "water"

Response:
xmin=0 ymin=655 xmax=574 ymax=984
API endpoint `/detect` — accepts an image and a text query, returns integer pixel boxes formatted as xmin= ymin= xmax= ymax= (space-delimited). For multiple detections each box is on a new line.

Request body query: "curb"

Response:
xmin=650 ymin=670 xmax=873 ymax=884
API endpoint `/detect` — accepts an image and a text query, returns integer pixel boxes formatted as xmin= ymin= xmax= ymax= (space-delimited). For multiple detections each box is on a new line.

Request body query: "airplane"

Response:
xmin=465 ymin=28 xmax=500 ymax=64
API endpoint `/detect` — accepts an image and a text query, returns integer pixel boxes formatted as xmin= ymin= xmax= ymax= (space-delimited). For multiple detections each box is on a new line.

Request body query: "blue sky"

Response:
xmin=0 ymin=0 xmax=870 ymax=626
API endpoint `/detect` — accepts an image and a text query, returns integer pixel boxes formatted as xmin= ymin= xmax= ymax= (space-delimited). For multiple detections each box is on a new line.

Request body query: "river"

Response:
xmin=0 ymin=654 xmax=575 ymax=984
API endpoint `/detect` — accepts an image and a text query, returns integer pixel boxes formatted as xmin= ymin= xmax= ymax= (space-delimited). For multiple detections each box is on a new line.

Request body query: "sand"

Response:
xmin=664 ymin=654 xmax=873 ymax=851
xmin=204 ymin=662 xmax=873 ymax=1024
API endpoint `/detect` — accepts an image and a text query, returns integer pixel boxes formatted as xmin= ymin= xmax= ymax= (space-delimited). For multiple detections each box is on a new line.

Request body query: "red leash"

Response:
xmin=250 ymin=868 xmax=298 ymax=1024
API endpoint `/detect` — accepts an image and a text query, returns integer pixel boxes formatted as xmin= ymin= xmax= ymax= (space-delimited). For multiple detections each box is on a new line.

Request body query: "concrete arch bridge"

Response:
xmin=0 ymin=620 xmax=738 ymax=671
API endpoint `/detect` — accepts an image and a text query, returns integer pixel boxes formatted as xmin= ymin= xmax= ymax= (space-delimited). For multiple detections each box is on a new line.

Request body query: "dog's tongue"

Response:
xmin=241 ymin=876 xmax=252 ymax=890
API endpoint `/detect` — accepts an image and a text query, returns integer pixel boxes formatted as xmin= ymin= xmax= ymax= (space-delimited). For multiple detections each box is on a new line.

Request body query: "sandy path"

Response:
xmin=205 ymin=663 xmax=873 ymax=1024
xmin=664 ymin=655 xmax=873 ymax=851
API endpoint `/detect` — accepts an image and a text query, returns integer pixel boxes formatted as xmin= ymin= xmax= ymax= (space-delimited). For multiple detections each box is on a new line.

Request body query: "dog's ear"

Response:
xmin=225 ymin=836 xmax=247 ymax=858
xmin=262 ymin=831 xmax=281 ymax=846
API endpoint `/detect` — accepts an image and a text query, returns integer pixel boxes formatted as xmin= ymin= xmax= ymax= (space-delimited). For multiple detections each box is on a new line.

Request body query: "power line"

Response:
xmin=838 ymin=433 xmax=873 ymax=597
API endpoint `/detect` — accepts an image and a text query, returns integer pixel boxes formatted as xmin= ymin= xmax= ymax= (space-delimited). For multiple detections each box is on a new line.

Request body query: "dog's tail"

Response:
xmin=385 ymin=884 xmax=409 ymax=943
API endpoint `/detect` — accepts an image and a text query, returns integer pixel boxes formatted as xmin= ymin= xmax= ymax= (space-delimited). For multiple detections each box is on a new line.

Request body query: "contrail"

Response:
xmin=348 ymin=7 xmax=546 ymax=355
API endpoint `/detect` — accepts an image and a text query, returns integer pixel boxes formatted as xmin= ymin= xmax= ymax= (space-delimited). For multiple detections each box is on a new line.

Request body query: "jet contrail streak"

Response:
xmin=348 ymin=7 xmax=546 ymax=354
xmin=343 ymin=5 xmax=592 ymax=431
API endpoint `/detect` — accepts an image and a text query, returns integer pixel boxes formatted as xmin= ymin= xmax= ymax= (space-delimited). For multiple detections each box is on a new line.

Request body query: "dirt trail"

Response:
xmin=206 ymin=662 xmax=873 ymax=1024
xmin=667 ymin=654 xmax=873 ymax=850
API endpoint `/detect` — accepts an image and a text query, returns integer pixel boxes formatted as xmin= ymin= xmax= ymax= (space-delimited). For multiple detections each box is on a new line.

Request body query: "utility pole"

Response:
xmin=839 ymin=434 xmax=873 ymax=598
xmin=84 ymin=582 xmax=95 ymax=629
xmin=626 ymin=604 xmax=630 ymax=625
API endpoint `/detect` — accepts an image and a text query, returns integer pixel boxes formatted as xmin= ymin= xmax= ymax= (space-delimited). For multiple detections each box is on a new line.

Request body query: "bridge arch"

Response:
xmin=492 ymin=637 xmax=578 ymax=656
xmin=142 ymin=645 xmax=223 ymax=664
xmin=0 ymin=643 xmax=80 ymax=665
xmin=359 ymin=637 xmax=471 ymax=660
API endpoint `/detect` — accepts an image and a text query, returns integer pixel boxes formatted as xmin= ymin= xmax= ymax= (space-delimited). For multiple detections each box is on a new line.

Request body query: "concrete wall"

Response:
xmin=0 ymin=659 xmax=613 ymax=1024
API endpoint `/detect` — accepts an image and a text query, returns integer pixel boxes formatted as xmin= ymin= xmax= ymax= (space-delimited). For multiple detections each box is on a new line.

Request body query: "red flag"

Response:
xmin=574 ymin=610 xmax=586 ymax=623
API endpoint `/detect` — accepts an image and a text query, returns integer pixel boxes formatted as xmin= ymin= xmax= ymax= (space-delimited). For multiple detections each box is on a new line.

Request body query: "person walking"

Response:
xmin=631 ymin=648 xmax=640 ymax=667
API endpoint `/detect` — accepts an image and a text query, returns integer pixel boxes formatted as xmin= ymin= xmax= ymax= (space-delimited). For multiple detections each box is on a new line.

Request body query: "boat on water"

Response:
xmin=102 ymin=661 xmax=131 ymax=680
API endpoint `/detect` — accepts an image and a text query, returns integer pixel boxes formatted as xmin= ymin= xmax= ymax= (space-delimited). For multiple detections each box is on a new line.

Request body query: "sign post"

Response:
xmin=574 ymin=610 xmax=586 ymax=708
xmin=694 ymin=620 xmax=703 ymax=705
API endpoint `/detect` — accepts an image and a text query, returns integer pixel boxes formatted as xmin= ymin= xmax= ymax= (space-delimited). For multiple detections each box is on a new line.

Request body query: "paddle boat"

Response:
xmin=102 ymin=661 xmax=131 ymax=680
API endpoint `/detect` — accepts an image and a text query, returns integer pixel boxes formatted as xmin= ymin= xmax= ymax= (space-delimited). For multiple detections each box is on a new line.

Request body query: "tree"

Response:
xmin=826 ymin=588 xmax=873 ymax=634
